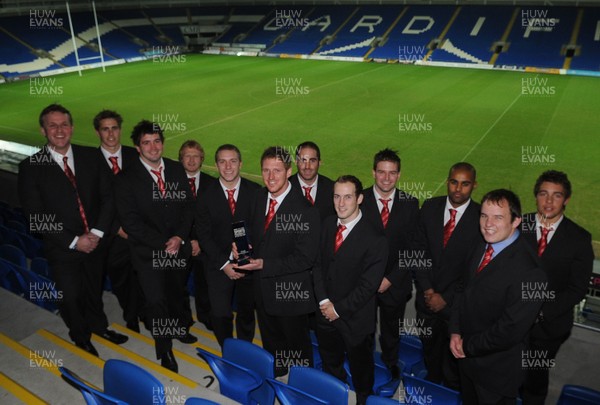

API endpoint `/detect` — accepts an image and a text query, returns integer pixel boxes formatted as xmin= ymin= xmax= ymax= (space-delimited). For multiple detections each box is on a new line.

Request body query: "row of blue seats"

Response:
xmin=60 ymin=358 xmax=218 ymax=404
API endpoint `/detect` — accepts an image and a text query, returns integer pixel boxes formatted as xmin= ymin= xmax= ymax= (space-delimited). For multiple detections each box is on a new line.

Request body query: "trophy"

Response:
xmin=232 ymin=221 xmax=252 ymax=270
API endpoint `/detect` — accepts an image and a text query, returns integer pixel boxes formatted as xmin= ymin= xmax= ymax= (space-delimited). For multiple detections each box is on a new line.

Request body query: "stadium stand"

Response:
xmin=2 ymin=4 xmax=600 ymax=77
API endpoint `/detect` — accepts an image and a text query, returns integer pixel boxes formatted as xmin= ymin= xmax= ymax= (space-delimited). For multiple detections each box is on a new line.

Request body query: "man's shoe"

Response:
xmin=160 ymin=350 xmax=178 ymax=373
xmin=388 ymin=364 xmax=401 ymax=380
xmin=98 ymin=329 xmax=129 ymax=345
xmin=176 ymin=332 xmax=198 ymax=344
xmin=75 ymin=341 xmax=99 ymax=357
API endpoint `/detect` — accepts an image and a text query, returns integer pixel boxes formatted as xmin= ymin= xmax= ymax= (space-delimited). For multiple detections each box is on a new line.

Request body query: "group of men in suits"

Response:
xmin=18 ymin=103 xmax=594 ymax=404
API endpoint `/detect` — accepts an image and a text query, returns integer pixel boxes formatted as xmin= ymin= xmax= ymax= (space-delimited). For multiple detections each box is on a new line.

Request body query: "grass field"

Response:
xmin=0 ymin=54 xmax=597 ymax=238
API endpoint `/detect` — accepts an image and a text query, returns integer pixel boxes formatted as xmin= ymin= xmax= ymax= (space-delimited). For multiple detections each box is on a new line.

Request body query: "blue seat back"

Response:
xmin=223 ymin=338 xmax=275 ymax=405
xmin=558 ymin=384 xmax=600 ymax=405
xmin=267 ymin=378 xmax=329 ymax=405
xmin=0 ymin=259 xmax=25 ymax=294
xmin=30 ymin=256 xmax=50 ymax=278
xmin=288 ymin=366 xmax=349 ymax=404
xmin=0 ymin=244 xmax=27 ymax=268
xmin=103 ymin=359 xmax=165 ymax=405
xmin=402 ymin=373 xmax=461 ymax=405
xmin=59 ymin=366 xmax=128 ymax=405
xmin=196 ymin=346 xmax=262 ymax=404
xmin=184 ymin=398 xmax=221 ymax=405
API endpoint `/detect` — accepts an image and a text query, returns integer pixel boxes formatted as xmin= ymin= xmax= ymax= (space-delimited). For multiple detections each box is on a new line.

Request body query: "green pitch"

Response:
xmin=1 ymin=54 xmax=597 ymax=238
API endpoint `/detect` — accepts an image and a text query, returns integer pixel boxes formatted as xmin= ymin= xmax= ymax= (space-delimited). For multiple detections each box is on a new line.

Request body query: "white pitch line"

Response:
xmin=431 ymin=90 xmax=523 ymax=196
xmin=167 ymin=64 xmax=390 ymax=141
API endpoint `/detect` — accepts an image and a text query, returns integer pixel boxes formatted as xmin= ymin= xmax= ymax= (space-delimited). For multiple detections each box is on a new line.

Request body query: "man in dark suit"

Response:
xmin=288 ymin=141 xmax=335 ymax=221
xmin=313 ymin=175 xmax=388 ymax=405
xmin=195 ymin=144 xmax=260 ymax=348
xmin=450 ymin=189 xmax=546 ymax=405
xmin=413 ymin=162 xmax=481 ymax=389
xmin=520 ymin=170 xmax=594 ymax=405
xmin=114 ymin=120 xmax=193 ymax=372
xmin=94 ymin=109 xmax=144 ymax=332
xmin=179 ymin=139 xmax=216 ymax=338
xmin=19 ymin=104 xmax=127 ymax=356
xmin=360 ymin=148 xmax=418 ymax=379
xmin=235 ymin=146 xmax=320 ymax=376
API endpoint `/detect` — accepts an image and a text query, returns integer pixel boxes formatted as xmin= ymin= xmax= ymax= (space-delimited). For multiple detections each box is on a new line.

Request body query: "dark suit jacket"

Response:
xmin=521 ymin=213 xmax=594 ymax=340
xmin=413 ymin=197 xmax=482 ymax=319
xmin=248 ymin=186 xmax=320 ymax=316
xmin=449 ymin=235 xmax=546 ymax=397
xmin=313 ymin=214 xmax=388 ymax=346
xmin=195 ymin=178 xmax=260 ymax=272
xmin=289 ymin=174 xmax=335 ymax=221
xmin=18 ymin=144 xmax=114 ymax=262
xmin=97 ymin=145 xmax=139 ymax=236
xmin=361 ymin=186 xmax=419 ymax=305
xmin=114 ymin=157 xmax=193 ymax=269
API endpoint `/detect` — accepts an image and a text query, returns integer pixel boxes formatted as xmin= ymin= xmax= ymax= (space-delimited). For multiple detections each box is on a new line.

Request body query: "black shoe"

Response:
xmin=76 ymin=341 xmax=99 ymax=357
xmin=126 ymin=322 xmax=140 ymax=333
xmin=388 ymin=364 xmax=400 ymax=380
xmin=98 ymin=329 xmax=129 ymax=345
xmin=160 ymin=350 xmax=178 ymax=373
xmin=176 ymin=332 xmax=198 ymax=344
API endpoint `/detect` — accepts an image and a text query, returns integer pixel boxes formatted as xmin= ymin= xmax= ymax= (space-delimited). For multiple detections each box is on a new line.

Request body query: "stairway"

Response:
xmin=0 ymin=288 xmax=237 ymax=404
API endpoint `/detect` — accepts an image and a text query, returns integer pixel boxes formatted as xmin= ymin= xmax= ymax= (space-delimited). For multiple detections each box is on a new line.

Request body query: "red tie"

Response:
xmin=379 ymin=198 xmax=390 ymax=228
xmin=108 ymin=156 xmax=120 ymax=175
xmin=264 ymin=198 xmax=277 ymax=233
xmin=188 ymin=177 xmax=197 ymax=198
xmin=443 ymin=209 xmax=457 ymax=247
xmin=62 ymin=156 xmax=90 ymax=233
xmin=150 ymin=167 xmax=166 ymax=197
xmin=227 ymin=188 xmax=236 ymax=216
xmin=303 ymin=186 xmax=315 ymax=205
xmin=476 ymin=244 xmax=494 ymax=273
xmin=537 ymin=227 xmax=551 ymax=257
xmin=334 ymin=224 xmax=347 ymax=253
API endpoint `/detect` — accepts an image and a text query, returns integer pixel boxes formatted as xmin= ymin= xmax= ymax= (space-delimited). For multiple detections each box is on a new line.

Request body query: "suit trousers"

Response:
xmin=316 ymin=318 xmax=375 ymax=399
xmin=417 ymin=311 xmax=460 ymax=390
xmin=255 ymin=300 xmax=312 ymax=376
xmin=136 ymin=265 xmax=188 ymax=358
xmin=191 ymin=257 xmax=211 ymax=324
xmin=460 ymin=363 xmax=517 ymax=405
xmin=50 ymin=249 xmax=109 ymax=344
xmin=377 ymin=293 xmax=407 ymax=368
xmin=105 ymin=235 xmax=143 ymax=326
xmin=209 ymin=273 xmax=256 ymax=348
xmin=521 ymin=334 xmax=567 ymax=405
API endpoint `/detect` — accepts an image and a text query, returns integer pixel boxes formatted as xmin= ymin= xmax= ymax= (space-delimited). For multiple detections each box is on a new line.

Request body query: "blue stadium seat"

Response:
xmin=0 ymin=259 xmax=25 ymax=295
xmin=30 ymin=257 xmax=50 ymax=278
xmin=184 ymin=398 xmax=220 ymax=405
xmin=196 ymin=346 xmax=263 ymax=404
xmin=398 ymin=336 xmax=427 ymax=378
xmin=2 ymin=259 xmax=58 ymax=312
xmin=0 ymin=244 xmax=28 ymax=268
xmin=557 ymin=384 xmax=600 ymax=405
xmin=402 ymin=373 xmax=461 ymax=405
xmin=59 ymin=366 xmax=128 ymax=405
xmin=103 ymin=359 xmax=165 ymax=405
xmin=267 ymin=377 xmax=329 ymax=405
xmin=288 ymin=366 xmax=349 ymax=404
xmin=222 ymin=338 xmax=275 ymax=405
